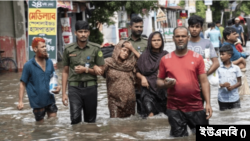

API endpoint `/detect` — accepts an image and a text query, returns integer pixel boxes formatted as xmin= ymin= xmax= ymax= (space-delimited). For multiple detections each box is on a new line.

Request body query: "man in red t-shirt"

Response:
xmin=157 ymin=27 xmax=212 ymax=137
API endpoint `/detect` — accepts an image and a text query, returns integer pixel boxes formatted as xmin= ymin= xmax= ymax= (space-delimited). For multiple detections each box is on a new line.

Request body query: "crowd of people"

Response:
xmin=16 ymin=15 xmax=249 ymax=137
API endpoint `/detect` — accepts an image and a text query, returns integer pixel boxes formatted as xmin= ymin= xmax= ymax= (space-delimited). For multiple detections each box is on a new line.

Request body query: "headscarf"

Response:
xmin=32 ymin=37 xmax=45 ymax=50
xmin=105 ymin=40 xmax=137 ymax=72
xmin=137 ymin=31 xmax=168 ymax=93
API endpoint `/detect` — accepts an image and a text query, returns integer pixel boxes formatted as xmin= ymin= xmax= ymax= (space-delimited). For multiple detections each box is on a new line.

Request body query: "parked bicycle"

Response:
xmin=0 ymin=50 xmax=18 ymax=73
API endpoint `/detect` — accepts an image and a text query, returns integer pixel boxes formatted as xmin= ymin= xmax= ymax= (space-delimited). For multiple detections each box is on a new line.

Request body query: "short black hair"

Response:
xmin=173 ymin=26 xmax=189 ymax=35
xmin=219 ymin=44 xmax=234 ymax=56
xmin=215 ymin=20 xmax=220 ymax=24
xmin=75 ymin=21 xmax=89 ymax=31
xmin=210 ymin=23 xmax=215 ymax=28
xmin=130 ymin=16 xmax=143 ymax=26
xmin=227 ymin=20 xmax=232 ymax=26
xmin=188 ymin=15 xmax=204 ymax=27
xmin=223 ymin=27 xmax=237 ymax=40
xmin=207 ymin=23 xmax=212 ymax=28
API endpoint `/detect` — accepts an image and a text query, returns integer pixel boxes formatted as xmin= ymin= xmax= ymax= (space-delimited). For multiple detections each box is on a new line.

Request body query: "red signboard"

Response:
xmin=177 ymin=19 xmax=183 ymax=26
xmin=119 ymin=28 xmax=128 ymax=40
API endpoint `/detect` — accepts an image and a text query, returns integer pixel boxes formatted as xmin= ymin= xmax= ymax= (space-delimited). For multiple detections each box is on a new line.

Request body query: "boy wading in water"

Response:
xmin=17 ymin=37 xmax=61 ymax=122
xmin=218 ymin=45 xmax=242 ymax=111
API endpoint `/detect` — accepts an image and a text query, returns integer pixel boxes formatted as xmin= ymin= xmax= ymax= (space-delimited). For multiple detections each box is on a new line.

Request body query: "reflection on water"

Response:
xmin=0 ymin=44 xmax=249 ymax=140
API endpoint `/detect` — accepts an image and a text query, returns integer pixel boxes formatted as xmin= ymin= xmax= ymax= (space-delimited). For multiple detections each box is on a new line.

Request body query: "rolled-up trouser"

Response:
xmin=167 ymin=109 xmax=209 ymax=137
xmin=68 ymin=85 xmax=97 ymax=124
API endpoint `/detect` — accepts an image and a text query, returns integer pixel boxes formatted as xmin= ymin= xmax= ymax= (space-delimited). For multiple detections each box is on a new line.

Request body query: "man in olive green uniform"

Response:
xmin=126 ymin=16 xmax=148 ymax=116
xmin=62 ymin=21 xmax=104 ymax=124
xmin=127 ymin=16 xmax=148 ymax=54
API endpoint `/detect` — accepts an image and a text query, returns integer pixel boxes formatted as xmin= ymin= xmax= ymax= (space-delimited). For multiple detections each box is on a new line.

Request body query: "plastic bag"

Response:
xmin=203 ymin=59 xmax=219 ymax=86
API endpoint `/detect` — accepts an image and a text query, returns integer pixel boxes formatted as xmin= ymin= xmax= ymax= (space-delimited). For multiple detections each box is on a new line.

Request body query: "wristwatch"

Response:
xmin=85 ymin=67 xmax=89 ymax=73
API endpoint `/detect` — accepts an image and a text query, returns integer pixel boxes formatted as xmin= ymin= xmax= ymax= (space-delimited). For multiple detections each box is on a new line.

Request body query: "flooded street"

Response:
xmin=0 ymin=43 xmax=250 ymax=141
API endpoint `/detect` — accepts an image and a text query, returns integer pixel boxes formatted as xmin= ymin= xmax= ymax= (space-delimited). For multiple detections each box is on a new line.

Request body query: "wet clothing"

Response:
xmin=103 ymin=40 xmax=137 ymax=118
xmin=62 ymin=41 xmax=104 ymax=124
xmin=167 ymin=109 xmax=208 ymax=137
xmin=222 ymin=42 xmax=247 ymax=61
xmin=158 ymin=51 xmax=206 ymax=112
xmin=33 ymin=103 xmax=58 ymax=121
xmin=188 ymin=38 xmax=217 ymax=59
xmin=136 ymin=31 xmax=168 ymax=117
xmin=62 ymin=42 xmax=104 ymax=82
xmin=188 ymin=38 xmax=217 ymax=105
xmin=218 ymin=99 xmax=241 ymax=111
xmin=68 ymin=85 xmax=97 ymax=124
xmin=127 ymin=35 xmax=147 ymax=54
xmin=127 ymin=35 xmax=148 ymax=115
xmin=20 ymin=57 xmax=55 ymax=108
xmin=218 ymin=63 xmax=242 ymax=102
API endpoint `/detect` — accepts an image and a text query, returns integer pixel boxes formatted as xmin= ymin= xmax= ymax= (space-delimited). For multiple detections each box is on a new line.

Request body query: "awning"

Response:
xmin=166 ymin=6 xmax=183 ymax=10
xmin=159 ymin=5 xmax=183 ymax=10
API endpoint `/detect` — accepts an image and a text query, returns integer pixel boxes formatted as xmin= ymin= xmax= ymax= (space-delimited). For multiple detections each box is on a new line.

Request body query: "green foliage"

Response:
xmin=211 ymin=0 xmax=229 ymax=23
xmin=234 ymin=1 xmax=250 ymax=17
xmin=178 ymin=0 xmax=185 ymax=7
xmin=193 ymin=0 xmax=206 ymax=19
xmin=88 ymin=1 xmax=157 ymax=26
xmin=88 ymin=27 xmax=103 ymax=45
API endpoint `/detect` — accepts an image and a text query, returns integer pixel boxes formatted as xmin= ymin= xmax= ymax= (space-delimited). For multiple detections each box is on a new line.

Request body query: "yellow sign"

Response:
xmin=28 ymin=9 xmax=57 ymax=35
xmin=156 ymin=8 xmax=167 ymax=22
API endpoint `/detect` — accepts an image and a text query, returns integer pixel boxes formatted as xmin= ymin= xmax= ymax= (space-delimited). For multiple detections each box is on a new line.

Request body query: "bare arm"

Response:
xmin=17 ymin=81 xmax=26 ymax=110
xmin=124 ymin=42 xmax=140 ymax=58
xmin=207 ymin=57 xmax=220 ymax=76
xmin=156 ymin=78 xmax=176 ymax=89
xmin=136 ymin=72 xmax=149 ymax=89
xmin=74 ymin=65 xmax=99 ymax=76
xmin=227 ymin=77 xmax=242 ymax=91
xmin=62 ymin=66 xmax=69 ymax=106
xmin=199 ymin=73 xmax=212 ymax=119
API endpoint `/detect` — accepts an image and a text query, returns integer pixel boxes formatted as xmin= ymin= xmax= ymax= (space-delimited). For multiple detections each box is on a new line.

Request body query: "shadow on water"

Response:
xmin=0 ymin=43 xmax=249 ymax=140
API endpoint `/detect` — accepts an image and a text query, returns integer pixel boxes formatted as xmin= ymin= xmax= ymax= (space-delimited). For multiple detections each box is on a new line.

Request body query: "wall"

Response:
xmin=0 ymin=1 xmax=26 ymax=71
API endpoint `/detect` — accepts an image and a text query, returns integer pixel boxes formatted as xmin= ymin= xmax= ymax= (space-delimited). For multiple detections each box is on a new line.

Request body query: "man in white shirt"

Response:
xmin=204 ymin=23 xmax=212 ymax=39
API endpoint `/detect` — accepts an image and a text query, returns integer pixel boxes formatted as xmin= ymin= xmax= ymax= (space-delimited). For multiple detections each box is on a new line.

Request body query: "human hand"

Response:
xmin=17 ymin=101 xmax=24 ymax=110
xmin=93 ymin=65 xmax=103 ymax=75
xmin=164 ymin=78 xmax=176 ymax=88
xmin=52 ymin=86 xmax=61 ymax=94
xmin=62 ymin=94 xmax=68 ymax=106
xmin=74 ymin=65 xmax=85 ymax=74
xmin=123 ymin=42 xmax=134 ymax=51
xmin=141 ymin=76 xmax=149 ymax=89
xmin=205 ymin=103 xmax=213 ymax=119
xmin=226 ymin=86 xmax=234 ymax=91
xmin=223 ymin=82 xmax=230 ymax=88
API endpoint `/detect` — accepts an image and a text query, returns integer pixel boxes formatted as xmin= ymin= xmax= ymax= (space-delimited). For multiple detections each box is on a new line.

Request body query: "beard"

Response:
xmin=176 ymin=44 xmax=187 ymax=50
xmin=235 ymin=23 xmax=240 ymax=26
xmin=37 ymin=51 xmax=48 ymax=59
xmin=132 ymin=30 xmax=142 ymax=37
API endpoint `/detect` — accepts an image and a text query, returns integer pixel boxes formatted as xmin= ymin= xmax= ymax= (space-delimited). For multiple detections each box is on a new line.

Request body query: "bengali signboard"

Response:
xmin=28 ymin=0 xmax=57 ymax=61
xmin=188 ymin=0 xmax=196 ymax=13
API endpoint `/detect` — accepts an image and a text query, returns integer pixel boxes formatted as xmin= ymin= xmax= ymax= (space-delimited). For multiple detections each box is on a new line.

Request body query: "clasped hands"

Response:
xmin=220 ymin=82 xmax=234 ymax=91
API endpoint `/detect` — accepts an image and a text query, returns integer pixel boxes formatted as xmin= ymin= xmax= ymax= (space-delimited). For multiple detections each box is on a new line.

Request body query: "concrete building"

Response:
xmin=0 ymin=1 xmax=26 ymax=71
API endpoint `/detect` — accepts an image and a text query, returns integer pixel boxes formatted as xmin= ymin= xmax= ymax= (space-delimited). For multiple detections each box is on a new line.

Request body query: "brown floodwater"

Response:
xmin=0 ymin=44 xmax=249 ymax=141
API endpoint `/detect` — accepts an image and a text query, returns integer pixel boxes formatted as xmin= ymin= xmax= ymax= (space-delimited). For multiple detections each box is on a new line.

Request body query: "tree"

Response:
xmin=178 ymin=0 xmax=229 ymax=24
xmin=88 ymin=1 xmax=157 ymax=26
xmin=234 ymin=1 xmax=250 ymax=17
xmin=86 ymin=1 xmax=157 ymax=44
